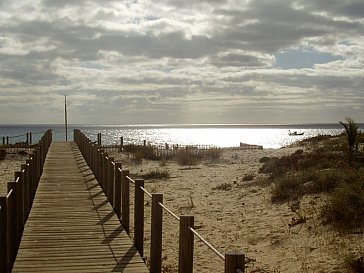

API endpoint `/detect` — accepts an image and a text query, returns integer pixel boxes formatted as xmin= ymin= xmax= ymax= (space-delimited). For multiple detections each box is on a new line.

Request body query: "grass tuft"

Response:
xmin=141 ymin=169 xmax=170 ymax=180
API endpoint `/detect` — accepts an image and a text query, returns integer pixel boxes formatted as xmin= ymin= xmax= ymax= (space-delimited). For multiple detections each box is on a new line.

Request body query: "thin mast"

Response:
xmin=65 ymin=95 xmax=68 ymax=142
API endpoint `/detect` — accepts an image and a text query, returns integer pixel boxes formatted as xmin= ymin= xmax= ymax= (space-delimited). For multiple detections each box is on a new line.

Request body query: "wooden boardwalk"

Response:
xmin=12 ymin=142 xmax=148 ymax=273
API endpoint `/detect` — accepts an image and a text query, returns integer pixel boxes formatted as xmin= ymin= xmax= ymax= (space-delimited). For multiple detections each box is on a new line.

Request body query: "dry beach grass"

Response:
xmin=1 ymin=135 xmax=363 ymax=273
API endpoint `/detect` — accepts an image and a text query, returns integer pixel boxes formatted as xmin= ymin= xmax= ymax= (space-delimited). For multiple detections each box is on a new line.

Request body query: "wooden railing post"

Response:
xmin=7 ymin=183 xmax=17 ymax=271
xmin=114 ymin=163 xmax=122 ymax=219
xmin=150 ymin=193 xmax=163 ymax=273
xmin=21 ymin=164 xmax=29 ymax=224
xmin=178 ymin=215 xmax=194 ymax=273
xmin=92 ymin=144 xmax=97 ymax=176
xmin=103 ymin=153 xmax=108 ymax=194
xmin=121 ymin=170 xmax=130 ymax=234
xmin=0 ymin=196 xmax=8 ymax=273
xmin=99 ymin=150 xmax=104 ymax=190
xmin=108 ymin=157 xmax=115 ymax=206
xmin=26 ymin=158 xmax=34 ymax=210
xmin=15 ymin=171 xmax=24 ymax=242
xmin=225 ymin=252 xmax=245 ymax=273
xmin=134 ymin=179 xmax=145 ymax=257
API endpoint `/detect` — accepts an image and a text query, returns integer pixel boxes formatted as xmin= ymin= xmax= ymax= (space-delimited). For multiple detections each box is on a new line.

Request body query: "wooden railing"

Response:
xmin=0 ymin=130 xmax=52 ymax=273
xmin=74 ymin=129 xmax=245 ymax=273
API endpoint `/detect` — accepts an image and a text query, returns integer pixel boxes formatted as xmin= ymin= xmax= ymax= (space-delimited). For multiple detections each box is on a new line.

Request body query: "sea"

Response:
xmin=0 ymin=123 xmax=363 ymax=149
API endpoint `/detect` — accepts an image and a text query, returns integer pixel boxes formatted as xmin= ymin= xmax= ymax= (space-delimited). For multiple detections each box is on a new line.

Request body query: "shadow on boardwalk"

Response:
xmin=12 ymin=142 xmax=148 ymax=273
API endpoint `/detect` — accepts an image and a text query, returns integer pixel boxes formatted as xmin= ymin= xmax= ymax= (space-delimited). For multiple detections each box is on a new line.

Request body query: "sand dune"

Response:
xmin=1 ymin=145 xmax=362 ymax=272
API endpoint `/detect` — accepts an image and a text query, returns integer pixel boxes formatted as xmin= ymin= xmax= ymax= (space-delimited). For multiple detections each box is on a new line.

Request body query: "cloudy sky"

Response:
xmin=0 ymin=0 xmax=363 ymax=124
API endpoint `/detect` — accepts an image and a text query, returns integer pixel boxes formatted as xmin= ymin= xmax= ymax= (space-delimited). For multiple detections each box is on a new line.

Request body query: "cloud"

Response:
xmin=0 ymin=0 xmax=363 ymax=124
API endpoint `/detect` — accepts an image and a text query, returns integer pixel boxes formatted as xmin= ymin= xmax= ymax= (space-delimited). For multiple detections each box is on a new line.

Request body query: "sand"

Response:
xmin=109 ymin=147 xmax=363 ymax=273
xmin=1 ymin=145 xmax=363 ymax=273
xmin=0 ymin=152 xmax=29 ymax=196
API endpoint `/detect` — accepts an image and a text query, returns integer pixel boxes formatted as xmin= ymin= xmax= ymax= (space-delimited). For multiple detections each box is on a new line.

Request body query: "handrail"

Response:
xmin=188 ymin=226 xmax=225 ymax=261
xmin=158 ymin=202 xmax=180 ymax=221
xmin=73 ymin=129 xmax=245 ymax=273
xmin=0 ymin=129 xmax=52 ymax=273
xmin=140 ymin=186 xmax=152 ymax=198
xmin=125 ymin=175 xmax=135 ymax=184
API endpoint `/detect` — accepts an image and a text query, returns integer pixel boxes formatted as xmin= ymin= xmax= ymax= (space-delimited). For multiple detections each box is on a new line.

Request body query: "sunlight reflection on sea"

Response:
xmin=79 ymin=126 xmax=345 ymax=149
xmin=0 ymin=124 xmax=350 ymax=149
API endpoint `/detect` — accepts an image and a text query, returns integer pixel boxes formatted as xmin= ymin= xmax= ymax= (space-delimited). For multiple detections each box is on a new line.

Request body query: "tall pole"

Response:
xmin=65 ymin=95 xmax=68 ymax=142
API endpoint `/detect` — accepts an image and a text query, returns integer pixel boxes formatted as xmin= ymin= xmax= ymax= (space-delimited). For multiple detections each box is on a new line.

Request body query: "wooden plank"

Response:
xmin=12 ymin=142 xmax=148 ymax=273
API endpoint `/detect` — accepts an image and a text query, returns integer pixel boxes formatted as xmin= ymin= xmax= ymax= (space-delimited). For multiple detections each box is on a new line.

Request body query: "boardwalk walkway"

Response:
xmin=12 ymin=142 xmax=148 ymax=273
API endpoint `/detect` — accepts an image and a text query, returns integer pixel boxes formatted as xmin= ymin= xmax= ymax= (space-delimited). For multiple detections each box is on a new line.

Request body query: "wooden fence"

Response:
xmin=89 ymin=133 xmax=262 ymax=156
xmin=74 ymin=129 xmax=245 ymax=273
xmin=1 ymin=131 xmax=44 ymax=155
xmin=0 ymin=130 xmax=52 ymax=273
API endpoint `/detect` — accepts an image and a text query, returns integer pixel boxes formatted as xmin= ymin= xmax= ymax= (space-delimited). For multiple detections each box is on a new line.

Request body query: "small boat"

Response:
xmin=288 ymin=130 xmax=304 ymax=136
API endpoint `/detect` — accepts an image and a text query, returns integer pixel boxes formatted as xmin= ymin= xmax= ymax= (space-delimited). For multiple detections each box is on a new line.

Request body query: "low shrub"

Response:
xmin=260 ymin=148 xmax=349 ymax=179
xmin=206 ymin=147 xmax=222 ymax=161
xmin=141 ymin=169 xmax=170 ymax=180
xmin=176 ymin=150 xmax=200 ymax=166
xmin=242 ymin=173 xmax=255 ymax=182
xmin=271 ymin=169 xmax=353 ymax=203
xmin=124 ymin=144 xmax=161 ymax=161
xmin=344 ymin=254 xmax=364 ymax=273
xmin=271 ymin=175 xmax=303 ymax=202
xmin=321 ymin=177 xmax=364 ymax=230
xmin=259 ymin=156 xmax=274 ymax=163
xmin=212 ymin=183 xmax=232 ymax=191
xmin=0 ymin=148 xmax=6 ymax=160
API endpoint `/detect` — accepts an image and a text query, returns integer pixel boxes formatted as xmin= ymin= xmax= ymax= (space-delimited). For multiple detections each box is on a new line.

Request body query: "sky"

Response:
xmin=0 ymin=0 xmax=363 ymax=125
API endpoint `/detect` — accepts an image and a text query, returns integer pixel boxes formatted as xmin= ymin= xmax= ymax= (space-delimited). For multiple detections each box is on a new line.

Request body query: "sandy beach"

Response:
xmin=1 ymin=145 xmax=363 ymax=273
xmin=108 ymin=146 xmax=363 ymax=273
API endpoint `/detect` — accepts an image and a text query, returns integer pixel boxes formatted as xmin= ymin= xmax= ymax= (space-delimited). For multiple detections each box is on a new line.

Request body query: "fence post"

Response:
xmin=7 ymin=182 xmax=17 ymax=271
xmin=178 ymin=215 xmax=194 ymax=273
xmin=26 ymin=158 xmax=34 ymax=210
xmin=21 ymin=164 xmax=29 ymax=224
xmin=114 ymin=163 xmax=122 ymax=218
xmin=0 ymin=196 xmax=8 ymax=273
xmin=134 ymin=179 xmax=145 ymax=257
xmin=99 ymin=150 xmax=104 ymax=190
xmin=225 ymin=252 xmax=245 ymax=273
xmin=119 ymin=137 xmax=123 ymax=152
xmin=15 ymin=171 xmax=24 ymax=243
xmin=150 ymin=193 xmax=163 ymax=273
xmin=108 ymin=157 xmax=115 ymax=206
xmin=121 ymin=170 xmax=130 ymax=234
xmin=98 ymin=149 xmax=104 ymax=185
xmin=98 ymin=133 xmax=101 ymax=146
xmin=103 ymin=153 xmax=108 ymax=195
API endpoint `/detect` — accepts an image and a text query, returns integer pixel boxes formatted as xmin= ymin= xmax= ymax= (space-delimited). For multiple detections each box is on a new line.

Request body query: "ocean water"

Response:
xmin=0 ymin=123 xmax=362 ymax=149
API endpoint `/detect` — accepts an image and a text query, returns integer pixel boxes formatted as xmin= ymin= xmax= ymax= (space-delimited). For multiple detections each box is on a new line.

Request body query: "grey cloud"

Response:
xmin=210 ymin=53 xmax=270 ymax=68
xmin=304 ymin=0 xmax=364 ymax=19
xmin=0 ymin=0 xmax=363 ymax=124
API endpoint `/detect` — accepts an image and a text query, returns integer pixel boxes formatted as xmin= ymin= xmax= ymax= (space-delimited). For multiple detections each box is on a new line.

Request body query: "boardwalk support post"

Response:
xmin=0 ymin=196 xmax=8 ymax=273
xmin=178 ymin=215 xmax=194 ymax=273
xmin=225 ymin=252 xmax=245 ymax=273
xmin=114 ymin=163 xmax=122 ymax=218
xmin=107 ymin=157 xmax=114 ymax=205
xmin=134 ymin=179 xmax=145 ymax=257
xmin=121 ymin=170 xmax=130 ymax=234
xmin=150 ymin=193 xmax=163 ymax=273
